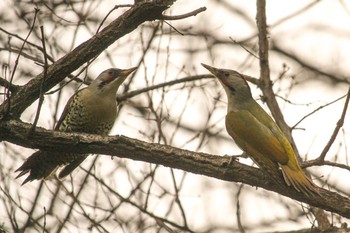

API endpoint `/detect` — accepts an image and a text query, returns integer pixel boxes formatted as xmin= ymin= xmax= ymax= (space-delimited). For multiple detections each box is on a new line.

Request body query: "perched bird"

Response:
xmin=16 ymin=67 xmax=137 ymax=185
xmin=201 ymin=63 xmax=317 ymax=194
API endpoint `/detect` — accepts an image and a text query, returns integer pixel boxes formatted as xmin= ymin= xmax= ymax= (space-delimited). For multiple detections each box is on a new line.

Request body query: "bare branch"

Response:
xmin=161 ymin=7 xmax=207 ymax=20
xmin=0 ymin=76 xmax=20 ymax=94
xmin=292 ymin=94 xmax=347 ymax=129
xmin=29 ymin=26 xmax=49 ymax=135
xmin=256 ymin=0 xmax=291 ymax=141
xmin=1 ymin=119 xmax=350 ymax=219
xmin=317 ymin=87 xmax=350 ymax=161
xmin=118 ymin=74 xmax=213 ymax=102
xmin=302 ymin=159 xmax=350 ymax=173
xmin=3 ymin=8 xmax=39 ymax=119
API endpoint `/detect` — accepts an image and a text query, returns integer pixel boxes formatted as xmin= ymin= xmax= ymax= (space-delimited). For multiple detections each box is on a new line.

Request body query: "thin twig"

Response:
xmin=56 ymin=157 xmax=96 ymax=233
xmin=45 ymin=69 xmax=87 ymax=95
xmin=161 ymin=7 xmax=206 ymax=20
xmin=118 ymin=74 xmax=213 ymax=102
xmin=96 ymin=6 xmax=118 ymax=34
xmin=317 ymin=87 xmax=350 ymax=161
xmin=236 ymin=184 xmax=246 ymax=233
xmin=292 ymin=94 xmax=347 ymax=129
xmin=0 ymin=26 xmax=54 ymax=62
xmin=271 ymin=0 xmax=321 ymax=28
xmin=2 ymin=8 xmax=39 ymax=119
xmin=29 ymin=26 xmax=48 ymax=135
xmin=271 ymin=44 xmax=349 ymax=84
xmin=22 ymin=182 xmax=44 ymax=230
xmin=170 ymin=169 xmax=188 ymax=228
xmin=162 ymin=9 xmax=203 ymax=35
xmin=87 ymin=170 xmax=196 ymax=232
xmin=163 ymin=21 xmax=184 ymax=36
xmin=229 ymin=37 xmax=259 ymax=59
xmin=42 ymin=207 xmax=46 ymax=233
xmin=302 ymin=159 xmax=350 ymax=172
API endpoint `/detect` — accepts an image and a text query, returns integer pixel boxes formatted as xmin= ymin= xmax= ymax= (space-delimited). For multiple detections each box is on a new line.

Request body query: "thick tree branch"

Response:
xmin=1 ymin=119 xmax=350 ymax=219
xmin=0 ymin=0 xmax=175 ymax=119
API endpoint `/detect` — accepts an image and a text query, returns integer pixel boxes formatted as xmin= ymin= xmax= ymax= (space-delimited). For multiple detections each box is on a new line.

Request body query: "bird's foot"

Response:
xmin=221 ymin=152 xmax=248 ymax=167
xmin=233 ymin=152 xmax=248 ymax=159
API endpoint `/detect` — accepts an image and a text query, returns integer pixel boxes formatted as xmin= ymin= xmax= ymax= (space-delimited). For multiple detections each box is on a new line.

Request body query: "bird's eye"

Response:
xmin=224 ymin=72 xmax=229 ymax=77
xmin=108 ymin=70 xmax=120 ymax=77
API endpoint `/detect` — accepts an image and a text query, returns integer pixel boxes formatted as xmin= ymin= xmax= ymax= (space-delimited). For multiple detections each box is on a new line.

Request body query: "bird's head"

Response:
xmin=201 ymin=63 xmax=252 ymax=99
xmin=88 ymin=67 xmax=137 ymax=96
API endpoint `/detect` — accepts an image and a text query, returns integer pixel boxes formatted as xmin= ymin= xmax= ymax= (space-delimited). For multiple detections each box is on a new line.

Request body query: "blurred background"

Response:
xmin=1 ymin=0 xmax=349 ymax=232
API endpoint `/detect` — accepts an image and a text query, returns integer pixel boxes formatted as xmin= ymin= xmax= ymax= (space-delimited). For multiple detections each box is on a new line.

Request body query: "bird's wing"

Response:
xmin=55 ymin=89 xmax=83 ymax=130
xmin=225 ymin=109 xmax=289 ymax=165
xmin=249 ymin=103 xmax=298 ymax=165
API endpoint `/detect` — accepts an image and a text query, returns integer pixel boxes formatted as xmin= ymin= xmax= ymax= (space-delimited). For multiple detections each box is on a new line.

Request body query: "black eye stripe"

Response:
xmin=221 ymin=78 xmax=236 ymax=94
xmin=228 ymin=86 xmax=236 ymax=93
xmin=98 ymin=81 xmax=107 ymax=89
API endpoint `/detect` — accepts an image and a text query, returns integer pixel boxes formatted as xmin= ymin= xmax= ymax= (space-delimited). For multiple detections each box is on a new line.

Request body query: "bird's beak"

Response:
xmin=120 ymin=67 xmax=137 ymax=77
xmin=201 ymin=63 xmax=218 ymax=76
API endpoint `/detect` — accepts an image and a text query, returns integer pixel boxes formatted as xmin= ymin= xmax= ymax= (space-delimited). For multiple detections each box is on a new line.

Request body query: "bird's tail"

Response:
xmin=16 ymin=151 xmax=59 ymax=185
xmin=58 ymin=156 xmax=87 ymax=179
xmin=251 ymin=154 xmax=318 ymax=195
xmin=280 ymin=164 xmax=317 ymax=195
xmin=16 ymin=151 xmax=87 ymax=185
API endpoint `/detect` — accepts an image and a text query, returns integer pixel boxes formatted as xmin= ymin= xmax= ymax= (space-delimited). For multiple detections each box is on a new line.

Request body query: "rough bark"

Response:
xmin=1 ymin=119 xmax=350 ymax=219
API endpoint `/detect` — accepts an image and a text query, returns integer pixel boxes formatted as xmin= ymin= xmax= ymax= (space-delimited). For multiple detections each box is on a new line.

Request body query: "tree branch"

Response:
xmin=0 ymin=77 xmax=21 ymax=94
xmin=317 ymin=87 xmax=350 ymax=161
xmin=271 ymin=43 xmax=350 ymax=84
xmin=161 ymin=7 xmax=207 ymax=20
xmin=118 ymin=74 xmax=213 ymax=102
xmin=1 ymin=119 xmax=350 ymax=219
xmin=256 ymin=0 xmax=292 ymax=142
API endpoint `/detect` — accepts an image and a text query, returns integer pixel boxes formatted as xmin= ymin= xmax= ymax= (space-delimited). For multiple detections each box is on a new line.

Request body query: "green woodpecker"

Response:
xmin=16 ymin=67 xmax=137 ymax=185
xmin=201 ymin=63 xmax=317 ymax=194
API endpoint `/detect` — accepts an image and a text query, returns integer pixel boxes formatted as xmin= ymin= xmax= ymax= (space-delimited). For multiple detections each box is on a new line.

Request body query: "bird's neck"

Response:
xmin=226 ymin=91 xmax=255 ymax=113
xmin=88 ymin=86 xmax=119 ymax=99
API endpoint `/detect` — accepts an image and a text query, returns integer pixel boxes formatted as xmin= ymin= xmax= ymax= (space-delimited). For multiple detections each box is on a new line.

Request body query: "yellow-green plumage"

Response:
xmin=202 ymin=63 xmax=317 ymax=194
xmin=16 ymin=67 xmax=136 ymax=185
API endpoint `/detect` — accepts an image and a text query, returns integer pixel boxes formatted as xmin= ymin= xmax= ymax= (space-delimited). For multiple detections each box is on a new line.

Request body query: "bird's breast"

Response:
xmin=59 ymin=90 xmax=117 ymax=135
